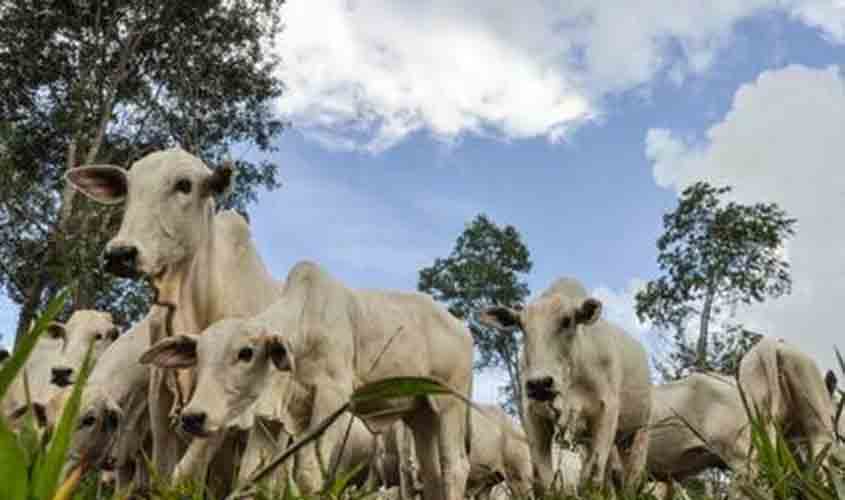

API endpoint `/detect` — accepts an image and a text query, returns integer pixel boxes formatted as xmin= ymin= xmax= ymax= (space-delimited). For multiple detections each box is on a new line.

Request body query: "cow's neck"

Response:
xmin=152 ymin=211 xmax=277 ymax=335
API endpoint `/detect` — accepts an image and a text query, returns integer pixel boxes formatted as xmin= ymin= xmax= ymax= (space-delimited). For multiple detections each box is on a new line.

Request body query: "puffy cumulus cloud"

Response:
xmin=276 ymin=0 xmax=591 ymax=152
xmin=787 ymin=0 xmax=845 ymax=41
xmin=275 ymin=1 xmax=845 ymax=152
xmin=646 ymin=64 xmax=845 ymax=372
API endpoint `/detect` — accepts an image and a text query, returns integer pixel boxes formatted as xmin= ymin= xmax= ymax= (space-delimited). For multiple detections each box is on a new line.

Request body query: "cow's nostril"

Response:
xmin=51 ymin=367 xmax=73 ymax=387
xmin=525 ymin=376 xmax=556 ymax=401
xmin=180 ymin=412 xmax=207 ymax=435
xmin=102 ymin=245 xmax=139 ymax=277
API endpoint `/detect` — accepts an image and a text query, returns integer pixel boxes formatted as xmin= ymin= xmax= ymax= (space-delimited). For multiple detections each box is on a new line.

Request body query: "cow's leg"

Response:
xmin=622 ymin=427 xmax=650 ymax=489
xmin=506 ymin=453 xmax=534 ymax=498
xmin=173 ymin=430 xmax=226 ymax=484
xmin=149 ymin=368 xmax=182 ymax=476
xmin=293 ymin=384 xmax=350 ymax=494
xmin=396 ymin=422 xmax=422 ymax=500
xmin=434 ymin=399 xmax=470 ymax=500
xmin=524 ymin=409 xmax=555 ymax=494
xmin=581 ymin=397 xmax=620 ymax=489
xmin=406 ymin=407 xmax=443 ymax=500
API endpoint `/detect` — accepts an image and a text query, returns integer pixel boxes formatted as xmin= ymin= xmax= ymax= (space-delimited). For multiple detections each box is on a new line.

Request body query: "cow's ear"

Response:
xmin=140 ymin=335 xmax=198 ymax=369
xmin=65 ymin=165 xmax=128 ymax=205
xmin=47 ymin=322 xmax=67 ymax=342
xmin=202 ymin=161 xmax=235 ymax=198
xmin=266 ymin=336 xmax=294 ymax=372
xmin=477 ymin=306 xmax=522 ymax=332
xmin=575 ymin=298 xmax=602 ymax=326
xmin=826 ymin=370 xmax=838 ymax=397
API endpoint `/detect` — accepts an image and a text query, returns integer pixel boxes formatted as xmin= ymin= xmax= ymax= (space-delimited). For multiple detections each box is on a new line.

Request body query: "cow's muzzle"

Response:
xmin=525 ymin=376 xmax=557 ymax=402
xmin=51 ymin=366 xmax=74 ymax=387
xmin=102 ymin=245 xmax=140 ymax=278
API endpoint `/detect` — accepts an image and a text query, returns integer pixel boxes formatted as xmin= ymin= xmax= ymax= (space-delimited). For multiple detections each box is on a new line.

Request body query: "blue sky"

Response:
xmin=4 ymin=2 xmax=845 ymax=405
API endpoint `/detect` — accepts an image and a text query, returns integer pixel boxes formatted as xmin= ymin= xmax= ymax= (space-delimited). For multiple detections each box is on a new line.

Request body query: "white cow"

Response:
xmin=647 ymin=373 xmax=751 ymax=484
xmin=466 ymin=404 xmax=533 ymax=499
xmin=739 ymin=337 xmax=842 ymax=462
xmin=69 ymin=317 xmax=152 ymax=490
xmin=479 ymin=277 xmax=652 ymax=492
xmin=4 ymin=310 xmax=118 ymax=424
xmin=67 ymin=149 xmax=283 ymax=483
xmin=141 ymin=261 xmax=474 ymax=500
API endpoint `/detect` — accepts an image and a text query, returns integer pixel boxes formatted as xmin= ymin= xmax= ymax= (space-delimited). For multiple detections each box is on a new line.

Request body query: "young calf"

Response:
xmin=479 ymin=277 xmax=651 ymax=491
xmin=142 ymin=261 xmax=474 ymax=500
xmin=4 ymin=309 xmax=119 ymax=425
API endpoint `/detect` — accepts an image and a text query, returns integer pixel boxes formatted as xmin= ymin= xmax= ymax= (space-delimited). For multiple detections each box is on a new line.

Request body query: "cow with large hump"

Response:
xmin=141 ymin=260 xmax=474 ymax=500
xmin=66 ymin=148 xmax=284 ymax=484
xmin=478 ymin=277 xmax=652 ymax=492
xmin=738 ymin=337 xmax=843 ymax=464
xmin=4 ymin=310 xmax=119 ymax=426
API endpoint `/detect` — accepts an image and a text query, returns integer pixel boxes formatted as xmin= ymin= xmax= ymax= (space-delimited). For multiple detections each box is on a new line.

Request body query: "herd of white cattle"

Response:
xmin=1 ymin=149 xmax=841 ymax=500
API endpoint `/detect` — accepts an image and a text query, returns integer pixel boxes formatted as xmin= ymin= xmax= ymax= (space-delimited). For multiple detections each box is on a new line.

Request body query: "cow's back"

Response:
xmin=648 ymin=373 xmax=746 ymax=480
xmin=351 ymin=289 xmax=473 ymax=388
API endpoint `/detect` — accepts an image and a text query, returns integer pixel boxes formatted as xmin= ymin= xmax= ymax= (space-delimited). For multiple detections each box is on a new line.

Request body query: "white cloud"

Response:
xmin=274 ymin=1 xmax=845 ymax=152
xmin=592 ymin=279 xmax=651 ymax=342
xmin=645 ymin=64 xmax=845 ymax=372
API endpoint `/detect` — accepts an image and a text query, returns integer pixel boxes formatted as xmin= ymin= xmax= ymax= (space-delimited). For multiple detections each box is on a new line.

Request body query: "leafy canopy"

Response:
xmin=418 ymin=214 xmax=532 ymax=415
xmin=0 ymin=0 xmax=287 ymax=339
xmin=636 ymin=182 xmax=795 ymax=377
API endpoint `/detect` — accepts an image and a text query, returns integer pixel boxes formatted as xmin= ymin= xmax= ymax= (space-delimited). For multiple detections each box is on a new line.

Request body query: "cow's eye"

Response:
xmin=237 ymin=347 xmax=254 ymax=363
xmin=560 ymin=317 xmax=572 ymax=330
xmin=80 ymin=415 xmax=96 ymax=428
xmin=175 ymin=178 xmax=192 ymax=194
xmin=94 ymin=333 xmax=103 ymax=341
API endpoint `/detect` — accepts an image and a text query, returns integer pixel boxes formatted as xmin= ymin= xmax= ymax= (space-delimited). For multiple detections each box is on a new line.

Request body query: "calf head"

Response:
xmin=140 ymin=318 xmax=293 ymax=436
xmin=66 ymin=149 xmax=234 ymax=279
xmin=479 ymin=295 xmax=602 ymax=407
xmin=71 ymin=396 xmax=123 ymax=468
xmin=50 ymin=310 xmax=119 ymax=389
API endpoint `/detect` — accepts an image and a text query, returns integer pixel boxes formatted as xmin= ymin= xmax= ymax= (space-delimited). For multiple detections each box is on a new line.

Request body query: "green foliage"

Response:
xmin=0 ymin=0 xmax=287 ymax=342
xmin=418 ymin=213 xmax=532 ymax=416
xmin=636 ymin=182 xmax=795 ymax=378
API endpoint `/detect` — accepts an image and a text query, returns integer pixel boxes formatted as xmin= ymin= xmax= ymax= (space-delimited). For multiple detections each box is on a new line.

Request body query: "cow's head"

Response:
xmin=71 ymin=396 xmax=123 ymax=469
xmin=478 ymin=294 xmax=602 ymax=406
xmin=10 ymin=323 xmax=68 ymax=415
xmin=49 ymin=311 xmax=119 ymax=389
xmin=140 ymin=318 xmax=293 ymax=436
xmin=65 ymin=149 xmax=234 ymax=280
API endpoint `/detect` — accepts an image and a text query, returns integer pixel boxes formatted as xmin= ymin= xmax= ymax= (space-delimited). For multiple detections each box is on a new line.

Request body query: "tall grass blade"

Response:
xmin=0 ymin=417 xmax=28 ymax=500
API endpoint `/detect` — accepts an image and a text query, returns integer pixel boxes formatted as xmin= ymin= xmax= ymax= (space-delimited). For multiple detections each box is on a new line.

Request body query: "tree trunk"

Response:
xmin=696 ymin=281 xmax=717 ymax=369
xmin=14 ymin=274 xmax=47 ymax=347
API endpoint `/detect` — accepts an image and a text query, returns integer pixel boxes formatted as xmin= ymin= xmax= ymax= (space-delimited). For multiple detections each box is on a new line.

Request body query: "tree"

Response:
xmin=418 ymin=214 xmax=532 ymax=418
xmin=0 ymin=0 xmax=287 ymax=343
xmin=636 ymin=182 xmax=795 ymax=378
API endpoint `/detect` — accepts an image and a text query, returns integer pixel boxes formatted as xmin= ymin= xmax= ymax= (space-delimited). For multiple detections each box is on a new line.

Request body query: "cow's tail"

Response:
xmin=760 ymin=340 xmax=782 ymax=424
xmin=465 ymin=374 xmax=473 ymax=458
